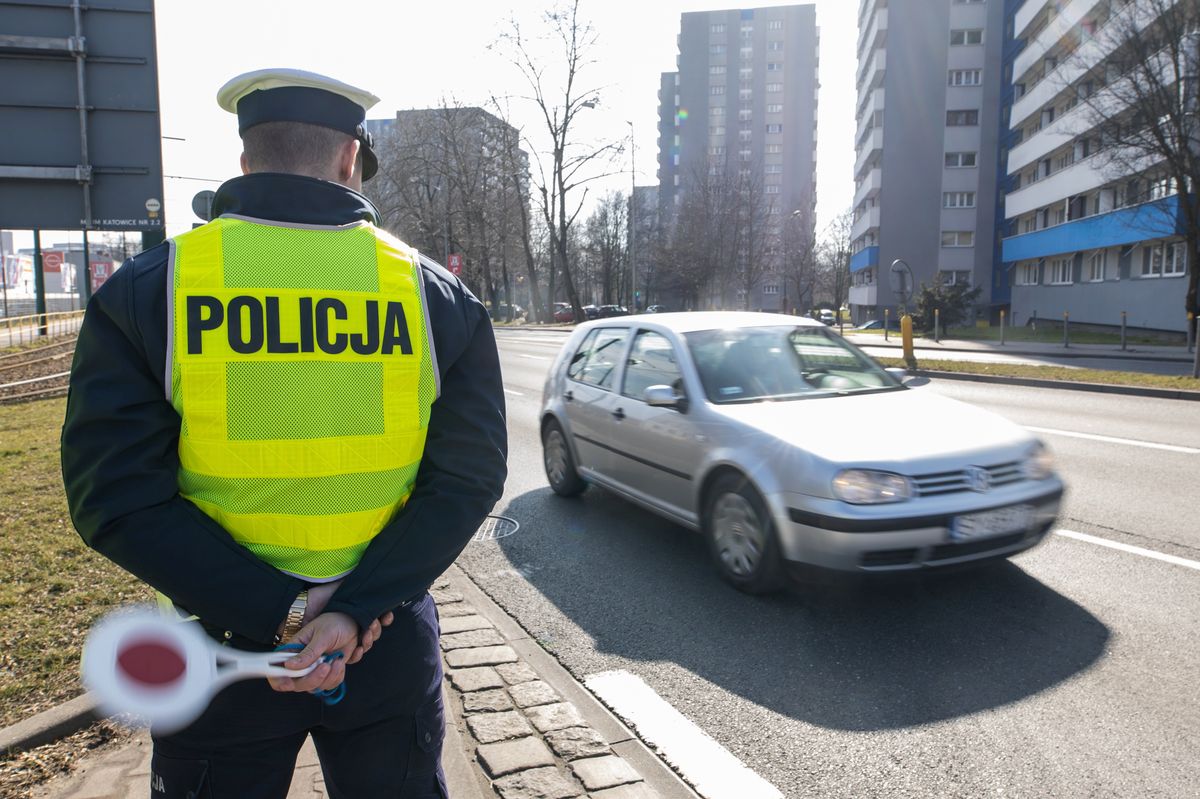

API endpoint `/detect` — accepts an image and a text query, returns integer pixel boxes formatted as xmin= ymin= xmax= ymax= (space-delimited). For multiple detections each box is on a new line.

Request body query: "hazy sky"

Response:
xmin=14 ymin=0 xmax=858 ymax=247
xmin=152 ymin=0 xmax=858 ymax=237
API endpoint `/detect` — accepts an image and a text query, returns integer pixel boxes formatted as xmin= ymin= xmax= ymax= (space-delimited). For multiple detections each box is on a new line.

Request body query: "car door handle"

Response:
xmin=612 ymin=407 xmax=625 ymax=420
xmin=564 ymin=390 xmax=574 ymax=402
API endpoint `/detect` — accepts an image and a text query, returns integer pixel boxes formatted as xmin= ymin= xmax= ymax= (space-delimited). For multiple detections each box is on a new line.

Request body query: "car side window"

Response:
xmin=566 ymin=330 xmax=599 ymax=380
xmin=571 ymin=328 xmax=629 ymax=390
xmin=622 ymin=330 xmax=683 ymax=401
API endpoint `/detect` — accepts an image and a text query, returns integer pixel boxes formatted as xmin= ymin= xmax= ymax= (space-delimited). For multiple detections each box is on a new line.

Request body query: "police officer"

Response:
xmin=61 ymin=69 xmax=508 ymax=798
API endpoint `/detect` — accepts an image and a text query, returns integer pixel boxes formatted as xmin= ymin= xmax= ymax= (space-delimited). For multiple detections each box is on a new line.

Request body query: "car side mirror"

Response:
xmin=644 ymin=384 xmax=688 ymax=412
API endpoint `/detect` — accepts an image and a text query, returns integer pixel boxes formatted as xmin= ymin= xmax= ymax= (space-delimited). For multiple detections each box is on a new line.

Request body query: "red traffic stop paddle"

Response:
xmin=82 ymin=608 xmax=317 ymax=732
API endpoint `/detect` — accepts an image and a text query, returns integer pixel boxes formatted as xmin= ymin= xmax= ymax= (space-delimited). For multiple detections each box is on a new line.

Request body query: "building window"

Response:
xmin=738 ymin=109 xmax=753 ymax=121
xmin=766 ymin=185 xmax=781 ymax=194
xmin=710 ymin=106 xmax=725 ymax=116
xmin=739 ymin=67 xmax=753 ymax=79
xmin=949 ymin=69 xmax=983 ymax=86
xmin=945 ymin=151 xmax=978 ymax=168
xmin=1087 ymin=250 xmax=1106 ymax=282
xmin=768 ymin=41 xmax=784 ymax=51
xmin=943 ymin=191 xmax=977 ymax=208
xmin=766 ymin=123 xmax=783 ymax=133
xmin=941 ymin=270 xmax=972 ymax=286
xmin=946 ymin=109 xmax=980 ymax=126
xmin=941 ymin=231 xmax=975 ymax=247
xmin=766 ymin=82 xmax=783 ymax=92
xmin=711 ymin=44 xmax=726 ymax=55
xmin=1142 ymin=242 xmax=1187 ymax=277
xmin=711 ymin=23 xmax=726 ymax=33
xmin=767 ymin=62 xmax=783 ymax=72
xmin=1048 ymin=257 xmax=1073 ymax=285
xmin=768 ymin=20 xmax=783 ymax=30
xmin=763 ymin=284 xmax=780 ymax=295
xmin=767 ymin=103 xmax=783 ymax=113
xmin=710 ymin=126 xmax=726 ymax=135
xmin=710 ymin=65 xmax=726 ymax=75
xmin=710 ymin=146 xmax=726 ymax=156
xmin=1017 ymin=263 xmax=1039 ymax=285
xmin=740 ymin=46 xmax=753 ymax=59
xmin=710 ymin=85 xmax=725 ymax=95
xmin=738 ymin=129 xmax=752 ymax=142
xmin=765 ymin=144 xmax=782 ymax=154
xmin=950 ymin=29 xmax=984 ymax=46
xmin=954 ymin=0 xmax=986 ymax=4
xmin=765 ymin=164 xmax=783 ymax=173
xmin=738 ymin=148 xmax=752 ymax=161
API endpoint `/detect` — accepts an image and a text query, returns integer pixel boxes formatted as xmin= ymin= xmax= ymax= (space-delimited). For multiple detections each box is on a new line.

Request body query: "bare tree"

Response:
xmin=817 ymin=210 xmax=853 ymax=314
xmin=781 ymin=207 xmax=818 ymax=314
xmin=1066 ymin=0 xmax=1199 ymax=375
xmin=581 ymin=191 xmax=628 ymax=305
xmin=496 ymin=0 xmax=623 ymax=323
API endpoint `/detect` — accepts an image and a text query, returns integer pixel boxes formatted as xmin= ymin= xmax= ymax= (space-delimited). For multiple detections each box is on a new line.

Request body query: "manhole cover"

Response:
xmin=472 ymin=515 xmax=519 ymax=542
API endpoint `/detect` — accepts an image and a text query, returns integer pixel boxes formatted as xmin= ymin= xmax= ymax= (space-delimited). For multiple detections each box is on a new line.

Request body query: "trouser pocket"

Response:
xmin=150 ymin=752 xmax=210 ymax=798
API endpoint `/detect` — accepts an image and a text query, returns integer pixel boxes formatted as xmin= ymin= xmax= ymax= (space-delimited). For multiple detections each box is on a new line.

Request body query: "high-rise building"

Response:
xmin=850 ymin=0 xmax=1006 ymax=325
xmin=657 ymin=5 xmax=819 ymax=311
xmin=1000 ymin=0 xmax=1193 ymax=333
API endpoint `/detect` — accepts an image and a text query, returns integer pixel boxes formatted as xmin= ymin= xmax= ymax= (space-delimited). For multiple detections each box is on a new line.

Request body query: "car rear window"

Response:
xmin=568 ymin=328 xmax=629 ymax=390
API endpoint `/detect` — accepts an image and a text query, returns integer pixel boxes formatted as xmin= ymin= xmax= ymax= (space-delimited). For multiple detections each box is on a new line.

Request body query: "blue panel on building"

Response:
xmin=1002 ymin=196 xmax=1183 ymax=262
xmin=849 ymin=246 xmax=879 ymax=273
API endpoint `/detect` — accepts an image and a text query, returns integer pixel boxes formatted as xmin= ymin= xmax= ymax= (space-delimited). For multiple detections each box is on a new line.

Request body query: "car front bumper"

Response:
xmin=770 ymin=482 xmax=1064 ymax=572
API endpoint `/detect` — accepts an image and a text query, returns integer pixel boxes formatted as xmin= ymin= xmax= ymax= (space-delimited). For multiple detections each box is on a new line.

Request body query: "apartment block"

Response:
xmin=850 ymin=0 xmax=1006 ymax=325
xmin=1000 ymin=0 xmax=1193 ymax=332
xmin=657 ymin=4 xmax=819 ymax=310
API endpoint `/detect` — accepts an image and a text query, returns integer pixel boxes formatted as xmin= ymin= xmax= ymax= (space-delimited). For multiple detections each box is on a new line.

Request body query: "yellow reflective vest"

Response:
xmin=167 ymin=214 xmax=438 ymax=581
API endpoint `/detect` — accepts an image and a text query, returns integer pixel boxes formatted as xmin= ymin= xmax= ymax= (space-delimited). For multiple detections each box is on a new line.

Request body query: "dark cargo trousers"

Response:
xmin=149 ymin=593 xmax=446 ymax=798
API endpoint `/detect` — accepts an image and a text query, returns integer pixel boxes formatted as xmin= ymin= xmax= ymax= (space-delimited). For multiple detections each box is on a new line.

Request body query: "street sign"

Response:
xmin=447 ymin=253 xmax=464 ymax=275
xmin=191 ymin=190 xmax=216 ymax=222
xmin=0 ymin=0 xmax=164 ymax=231
xmin=41 ymin=250 xmax=64 ymax=273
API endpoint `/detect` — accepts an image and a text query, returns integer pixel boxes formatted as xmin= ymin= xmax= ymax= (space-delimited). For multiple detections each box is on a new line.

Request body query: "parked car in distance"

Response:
xmin=817 ymin=309 xmax=837 ymax=326
xmin=583 ymin=305 xmax=601 ymax=320
xmin=856 ymin=319 xmax=901 ymax=331
xmin=597 ymin=305 xmax=630 ymax=318
xmin=646 ymin=305 xmax=668 ymax=313
xmin=553 ymin=303 xmax=574 ymax=323
xmin=540 ymin=312 xmax=1063 ymax=594
xmin=489 ymin=303 xmax=525 ymax=322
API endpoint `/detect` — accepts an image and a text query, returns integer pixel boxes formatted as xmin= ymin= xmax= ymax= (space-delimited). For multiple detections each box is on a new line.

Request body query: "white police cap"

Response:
xmin=216 ymin=68 xmax=382 ymax=180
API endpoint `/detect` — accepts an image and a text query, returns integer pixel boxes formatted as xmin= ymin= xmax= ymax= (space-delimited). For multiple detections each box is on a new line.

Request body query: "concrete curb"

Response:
xmin=0 ymin=695 xmax=98 ymax=756
xmin=850 ymin=338 xmax=1195 ymax=364
xmin=912 ymin=367 xmax=1200 ymax=401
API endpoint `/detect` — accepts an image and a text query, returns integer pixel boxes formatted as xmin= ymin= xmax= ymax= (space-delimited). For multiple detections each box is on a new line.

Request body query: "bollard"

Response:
xmin=901 ymin=314 xmax=917 ymax=370
xmin=884 ymin=308 xmax=890 ymax=342
xmin=1188 ymin=312 xmax=1195 ymax=354
xmin=1121 ymin=311 xmax=1127 ymax=351
xmin=934 ymin=308 xmax=941 ymax=343
xmin=1063 ymin=311 xmax=1070 ymax=348
xmin=1000 ymin=309 xmax=1006 ymax=346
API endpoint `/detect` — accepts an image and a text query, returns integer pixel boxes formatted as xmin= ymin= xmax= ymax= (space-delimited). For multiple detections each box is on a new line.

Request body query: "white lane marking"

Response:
xmin=585 ymin=670 xmax=783 ymax=799
xmin=1026 ymin=425 xmax=1200 ymax=455
xmin=1055 ymin=529 xmax=1200 ymax=572
xmin=518 ymin=353 xmax=552 ymax=361
xmin=503 ymin=388 xmax=524 ymax=396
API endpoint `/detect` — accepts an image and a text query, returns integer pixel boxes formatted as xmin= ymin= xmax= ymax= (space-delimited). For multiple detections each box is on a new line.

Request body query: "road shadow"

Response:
xmin=487 ymin=486 xmax=1110 ymax=732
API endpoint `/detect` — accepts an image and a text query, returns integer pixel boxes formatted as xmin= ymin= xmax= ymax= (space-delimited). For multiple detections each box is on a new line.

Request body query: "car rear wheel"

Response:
xmin=542 ymin=419 xmax=587 ymax=497
xmin=704 ymin=474 xmax=784 ymax=594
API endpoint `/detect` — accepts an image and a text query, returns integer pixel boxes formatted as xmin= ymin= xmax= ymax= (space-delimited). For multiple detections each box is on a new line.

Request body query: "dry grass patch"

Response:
xmin=877 ymin=357 xmax=1200 ymax=393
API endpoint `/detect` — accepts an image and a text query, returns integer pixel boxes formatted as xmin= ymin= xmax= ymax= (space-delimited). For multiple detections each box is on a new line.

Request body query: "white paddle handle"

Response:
xmin=211 ymin=648 xmax=320 ymax=688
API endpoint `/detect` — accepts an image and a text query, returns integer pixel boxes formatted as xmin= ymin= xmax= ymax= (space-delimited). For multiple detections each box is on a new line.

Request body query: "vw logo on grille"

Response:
xmin=966 ymin=466 xmax=991 ymax=492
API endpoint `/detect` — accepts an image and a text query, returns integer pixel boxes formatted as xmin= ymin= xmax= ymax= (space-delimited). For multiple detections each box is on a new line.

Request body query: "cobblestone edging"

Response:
xmin=432 ymin=584 xmax=659 ymax=799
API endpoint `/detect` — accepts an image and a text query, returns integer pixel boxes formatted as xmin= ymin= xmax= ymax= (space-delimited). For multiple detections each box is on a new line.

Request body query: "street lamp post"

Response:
xmin=627 ymin=119 xmax=637 ymax=312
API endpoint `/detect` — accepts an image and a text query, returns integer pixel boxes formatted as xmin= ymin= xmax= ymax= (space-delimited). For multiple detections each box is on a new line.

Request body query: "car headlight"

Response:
xmin=1024 ymin=442 xmax=1055 ymax=480
xmin=832 ymin=469 xmax=912 ymax=504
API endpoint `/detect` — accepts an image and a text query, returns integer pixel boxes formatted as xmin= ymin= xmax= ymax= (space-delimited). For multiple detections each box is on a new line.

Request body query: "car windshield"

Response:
xmin=685 ymin=325 xmax=902 ymax=404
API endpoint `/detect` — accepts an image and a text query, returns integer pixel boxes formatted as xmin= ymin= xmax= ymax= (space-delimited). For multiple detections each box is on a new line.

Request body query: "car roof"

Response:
xmin=576 ymin=311 xmax=826 ymax=334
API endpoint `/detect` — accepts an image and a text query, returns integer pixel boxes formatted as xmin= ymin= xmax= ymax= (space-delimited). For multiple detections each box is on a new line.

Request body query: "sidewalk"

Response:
xmin=28 ymin=567 xmax=698 ymax=799
xmin=840 ymin=331 xmax=1196 ymax=363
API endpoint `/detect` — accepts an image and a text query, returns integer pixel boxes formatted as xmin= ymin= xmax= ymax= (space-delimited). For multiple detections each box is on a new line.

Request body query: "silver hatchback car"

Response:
xmin=540 ymin=312 xmax=1064 ymax=593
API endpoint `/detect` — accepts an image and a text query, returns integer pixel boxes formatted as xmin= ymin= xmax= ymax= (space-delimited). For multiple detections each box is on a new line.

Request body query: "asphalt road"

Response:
xmin=457 ymin=328 xmax=1200 ymax=798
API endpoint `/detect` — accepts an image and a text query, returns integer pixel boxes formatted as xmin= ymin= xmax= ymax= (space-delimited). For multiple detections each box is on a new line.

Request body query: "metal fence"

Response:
xmin=1 ymin=310 xmax=85 ymax=347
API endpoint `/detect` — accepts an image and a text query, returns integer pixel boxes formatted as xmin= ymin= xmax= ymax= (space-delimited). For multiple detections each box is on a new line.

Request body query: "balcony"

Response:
xmin=857 ymin=7 xmax=887 ymax=60
xmin=1002 ymin=195 xmax=1185 ymax=262
xmin=853 ymin=167 xmax=883 ymax=207
xmin=851 ymin=206 xmax=881 ymax=241
xmin=1014 ymin=1 xmax=1047 ymax=41
xmin=854 ymin=127 xmax=884 ymax=179
xmin=1005 ymin=154 xmax=1114 ymax=218
xmin=1014 ymin=0 xmax=1106 ymax=81
xmin=849 ymin=284 xmax=878 ymax=306
xmin=850 ymin=245 xmax=880 ymax=273
xmin=857 ymin=41 xmax=886 ymax=90
xmin=856 ymin=86 xmax=885 ymax=128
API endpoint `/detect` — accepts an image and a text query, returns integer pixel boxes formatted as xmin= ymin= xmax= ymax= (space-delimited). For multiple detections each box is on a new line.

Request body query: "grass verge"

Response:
xmin=876 ymin=356 xmax=1200 ymax=392
xmin=0 ymin=398 xmax=148 ymax=729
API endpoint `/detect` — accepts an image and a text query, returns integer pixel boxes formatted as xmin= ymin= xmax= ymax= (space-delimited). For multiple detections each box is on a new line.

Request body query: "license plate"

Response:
xmin=950 ymin=504 xmax=1033 ymax=541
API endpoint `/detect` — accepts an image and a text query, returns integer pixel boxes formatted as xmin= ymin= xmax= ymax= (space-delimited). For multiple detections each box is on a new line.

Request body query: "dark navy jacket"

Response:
xmin=61 ymin=173 xmax=508 ymax=644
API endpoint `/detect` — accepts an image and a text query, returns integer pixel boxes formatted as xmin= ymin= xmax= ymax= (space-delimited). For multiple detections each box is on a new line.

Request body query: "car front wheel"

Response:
xmin=704 ymin=474 xmax=784 ymax=593
xmin=542 ymin=419 xmax=587 ymax=497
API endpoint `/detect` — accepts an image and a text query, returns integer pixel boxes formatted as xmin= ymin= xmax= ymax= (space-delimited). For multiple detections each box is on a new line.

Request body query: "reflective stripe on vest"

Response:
xmin=167 ymin=215 xmax=438 ymax=581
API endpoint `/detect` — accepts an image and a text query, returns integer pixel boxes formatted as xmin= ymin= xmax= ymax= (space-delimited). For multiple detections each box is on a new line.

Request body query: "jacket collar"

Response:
xmin=210 ymin=173 xmax=381 ymax=226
